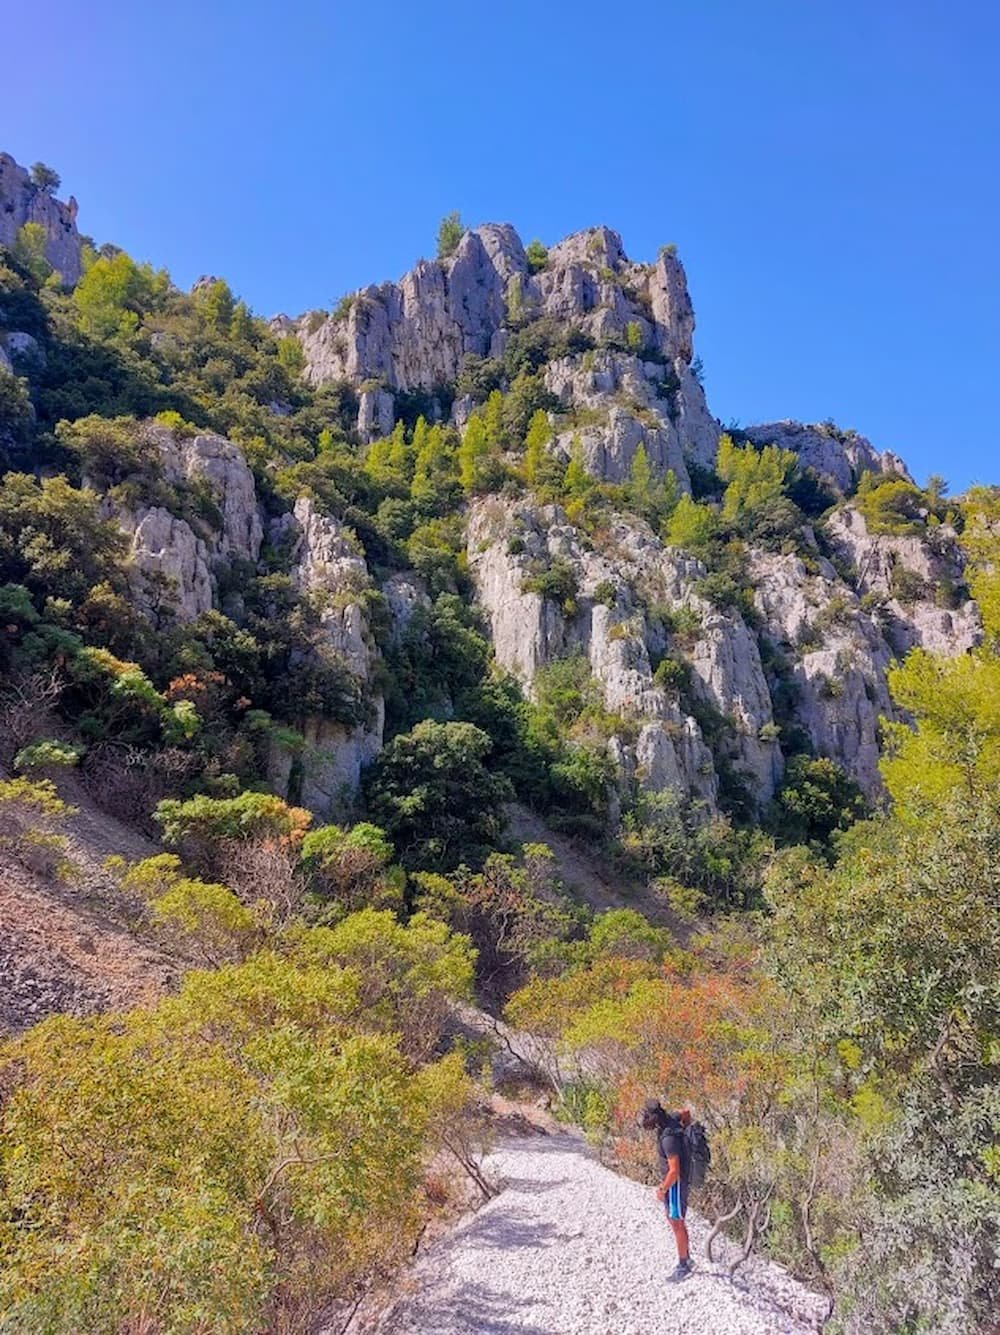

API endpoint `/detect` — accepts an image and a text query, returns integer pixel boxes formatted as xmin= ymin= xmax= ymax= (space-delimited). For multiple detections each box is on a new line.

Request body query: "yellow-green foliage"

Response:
xmin=410 ymin=419 xmax=459 ymax=513
xmin=457 ymin=414 xmax=490 ymax=493
xmin=113 ymin=852 xmax=258 ymax=963
xmin=961 ymin=485 xmax=1000 ymax=644
xmin=523 ymin=408 xmax=548 ymax=480
xmin=289 ymin=908 xmax=475 ymax=1060
xmin=73 ymin=250 xmax=169 ymax=338
xmin=300 ymin=821 xmax=403 ymax=915
xmin=716 ymin=433 xmax=796 ymax=525
xmin=0 ymin=914 xmax=477 ymax=1331
xmin=881 ymin=648 xmax=1000 ymax=816
xmin=0 ymin=776 xmax=76 ymax=879
xmin=364 ymin=420 xmax=413 ymax=490
xmin=663 ymin=492 xmax=717 ymax=550
xmin=854 ymin=473 xmax=935 ymax=535
xmin=154 ymin=789 xmax=313 ymax=851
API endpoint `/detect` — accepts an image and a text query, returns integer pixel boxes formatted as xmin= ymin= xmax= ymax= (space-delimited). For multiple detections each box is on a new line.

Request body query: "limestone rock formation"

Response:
xmin=826 ymin=505 xmax=981 ymax=656
xmin=0 ymin=153 xmax=82 ymax=285
xmin=156 ymin=430 xmax=263 ymax=564
xmin=15 ymin=199 xmax=976 ymax=826
xmin=742 ymin=420 xmax=909 ymax=495
xmin=107 ymin=428 xmax=264 ymax=625
xmin=269 ymin=497 xmax=384 ymax=817
xmin=298 ymin=224 xmax=718 ymax=473
xmin=118 ymin=505 xmax=215 ymax=625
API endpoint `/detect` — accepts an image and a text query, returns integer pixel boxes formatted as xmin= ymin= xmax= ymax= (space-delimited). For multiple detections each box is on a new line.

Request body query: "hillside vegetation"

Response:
xmin=0 ymin=174 xmax=996 ymax=1333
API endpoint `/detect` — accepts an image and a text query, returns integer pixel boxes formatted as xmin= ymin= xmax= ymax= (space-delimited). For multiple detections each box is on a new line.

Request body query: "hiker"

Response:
xmin=640 ymin=1096 xmax=693 ymax=1282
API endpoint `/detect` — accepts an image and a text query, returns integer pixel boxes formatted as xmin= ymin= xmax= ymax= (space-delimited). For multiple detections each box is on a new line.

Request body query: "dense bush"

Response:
xmin=364 ymin=720 xmax=512 ymax=871
xmin=0 ymin=923 xmax=477 ymax=1331
xmin=855 ymin=473 xmax=943 ymax=535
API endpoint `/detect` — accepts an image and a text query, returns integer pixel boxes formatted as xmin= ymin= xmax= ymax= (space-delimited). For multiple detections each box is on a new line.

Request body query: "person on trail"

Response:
xmin=640 ymin=1097 xmax=692 ymax=1282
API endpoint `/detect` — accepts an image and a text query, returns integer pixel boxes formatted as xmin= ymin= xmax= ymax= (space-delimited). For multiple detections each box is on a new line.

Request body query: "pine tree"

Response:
xmin=411 ymin=423 xmax=458 ymax=512
xmin=563 ymin=436 xmax=590 ymax=500
xmin=627 ymin=443 xmax=654 ymax=516
xmin=458 ymin=416 xmax=489 ymax=494
xmin=229 ymin=301 xmax=254 ymax=342
xmin=437 ymin=212 xmax=464 ymax=260
xmin=482 ymin=389 xmax=505 ymax=450
xmin=523 ymin=410 xmax=551 ymax=488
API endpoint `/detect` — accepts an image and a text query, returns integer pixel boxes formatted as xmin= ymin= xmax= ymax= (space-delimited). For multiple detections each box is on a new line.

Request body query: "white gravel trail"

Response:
xmin=376 ymin=1132 xmax=829 ymax=1335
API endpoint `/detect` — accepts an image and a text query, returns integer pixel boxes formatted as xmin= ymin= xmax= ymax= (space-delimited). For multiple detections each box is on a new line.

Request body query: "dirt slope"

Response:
xmin=0 ymin=779 xmax=175 ymax=1033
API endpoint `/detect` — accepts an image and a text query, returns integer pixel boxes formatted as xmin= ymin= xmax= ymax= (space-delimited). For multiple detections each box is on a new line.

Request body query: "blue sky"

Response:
xmin=5 ymin=0 xmax=998 ymax=490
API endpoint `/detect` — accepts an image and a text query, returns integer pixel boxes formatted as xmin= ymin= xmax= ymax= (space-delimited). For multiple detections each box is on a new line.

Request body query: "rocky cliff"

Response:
xmin=1 ymin=189 xmax=980 ymax=823
xmin=288 ymin=222 xmax=979 ymax=811
xmin=0 ymin=153 xmax=82 ymax=285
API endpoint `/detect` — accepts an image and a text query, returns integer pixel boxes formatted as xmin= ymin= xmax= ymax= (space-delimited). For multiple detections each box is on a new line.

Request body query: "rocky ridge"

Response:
xmin=0 ymin=201 xmax=981 ymax=820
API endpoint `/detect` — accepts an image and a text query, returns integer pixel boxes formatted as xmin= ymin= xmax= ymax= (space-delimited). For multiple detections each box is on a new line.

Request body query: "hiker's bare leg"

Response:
xmin=668 ymin=1216 xmax=690 ymax=1261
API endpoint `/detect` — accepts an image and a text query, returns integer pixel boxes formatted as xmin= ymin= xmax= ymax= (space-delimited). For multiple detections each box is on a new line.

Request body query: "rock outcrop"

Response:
xmin=467 ymin=497 xmax=793 ymax=810
xmin=826 ymin=505 xmax=981 ymax=656
xmin=110 ymin=429 xmax=263 ymax=626
xmin=118 ymin=505 xmax=215 ymax=624
xmin=155 ymin=429 xmax=263 ymax=565
xmin=0 ymin=153 xmax=82 ymax=286
xmin=742 ymin=420 xmax=909 ymax=495
xmin=21 ymin=203 xmax=977 ymax=825
xmin=269 ymin=497 xmax=384 ymax=817
xmin=103 ymin=428 xmax=388 ymax=817
xmin=298 ymin=224 xmax=719 ymax=474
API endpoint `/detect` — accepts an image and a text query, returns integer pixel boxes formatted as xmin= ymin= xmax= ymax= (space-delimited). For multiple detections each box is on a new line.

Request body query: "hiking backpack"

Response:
xmin=683 ymin=1120 xmax=711 ymax=1189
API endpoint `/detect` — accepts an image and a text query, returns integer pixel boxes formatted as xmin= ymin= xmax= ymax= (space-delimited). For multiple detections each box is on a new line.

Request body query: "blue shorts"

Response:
xmin=665 ymin=1181 xmax=688 ymax=1220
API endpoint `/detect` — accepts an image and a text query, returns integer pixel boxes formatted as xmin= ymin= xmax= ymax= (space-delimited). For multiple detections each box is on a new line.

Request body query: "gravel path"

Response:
xmin=375 ymin=1132 xmax=828 ymax=1335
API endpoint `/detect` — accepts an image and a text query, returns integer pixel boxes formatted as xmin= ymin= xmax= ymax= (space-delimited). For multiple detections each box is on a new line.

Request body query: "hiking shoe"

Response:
xmin=667 ymin=1258 xmax=693 ymax=1282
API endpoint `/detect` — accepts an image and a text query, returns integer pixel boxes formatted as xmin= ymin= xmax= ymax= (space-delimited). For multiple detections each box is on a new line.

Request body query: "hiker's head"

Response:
xmin=639 ymin=1097 xmax=664 ymax=1130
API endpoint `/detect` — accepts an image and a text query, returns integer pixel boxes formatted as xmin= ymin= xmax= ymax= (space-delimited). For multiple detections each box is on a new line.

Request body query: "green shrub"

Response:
xmin=653 ymin=655 xmax=690 ymax=693
xmin=889 ymin=563 xmax=928 ymax=605
xmin=14 ymin=738 xmax=84 ymax=772
xmin=525 ymin=239 xmax=548 ymax=273
xmin=436 ymin=212 xmax=464 ymax=260
xmin=855 ymin=475 xmax=937 ymax=535
xmin=767 ymin=754 xmax=866 ymax=851
xmin=521 ymin=558 xmax=579 ymax=615
xmin=364 ymin=720 xmax=511 ymax=872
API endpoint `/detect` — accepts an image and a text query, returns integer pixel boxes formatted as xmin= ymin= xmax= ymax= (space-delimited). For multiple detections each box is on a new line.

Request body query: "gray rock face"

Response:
xmin=3 ymin=331 xmax=45 ymax=368
xmin=298 ymin=223 xmax=719 ymax=475
xmin=546 ymin=352 xmax=694 ymax=488
xmin=749 ymin=549 xmax=896 ymax=795
xmin=107 ymin=426 xmax=263 ymax=623
xmin=118 ymin=506 xmax=215 ymax=624
xmin=271 ymin=497 xmax=384 ymax=819
xmin=279 ymin=495 xmax=369 ymax=600
xmin=357 ymin=387 xmax=395 ymax=441
xmin=300 ymin=224 xmax=527 ymax=393
xmin=743 ymin=421 xmax=909 ymax=495
xmin=688 ymin=609 xmax=782 ymax=798
xmin=826 ymin=505 xmax=981 ymax=656
xmin=173 ymin=432 xmax=263 ymax=563
xmin=467 ymin=498 xmax=736 ymax=809
xmin=0 ymin=153 xmax=82 ymax=286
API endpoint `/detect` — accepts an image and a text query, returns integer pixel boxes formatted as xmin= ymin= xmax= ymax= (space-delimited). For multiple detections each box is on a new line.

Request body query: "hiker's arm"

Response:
xmin=656 ymin=1153 xmax=680 ymax=1199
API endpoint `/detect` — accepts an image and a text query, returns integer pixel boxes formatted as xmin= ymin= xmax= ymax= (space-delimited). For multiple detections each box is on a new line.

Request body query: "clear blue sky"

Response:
xmin=5 ymin=1 xmax=998 ymax=490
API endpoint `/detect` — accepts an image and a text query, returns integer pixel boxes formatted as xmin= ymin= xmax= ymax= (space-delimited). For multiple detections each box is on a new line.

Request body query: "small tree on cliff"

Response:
xmin=29 ymin=162 xmax=61 ymax=194
xmin=437 ymin=212 xmax=464 ymax=260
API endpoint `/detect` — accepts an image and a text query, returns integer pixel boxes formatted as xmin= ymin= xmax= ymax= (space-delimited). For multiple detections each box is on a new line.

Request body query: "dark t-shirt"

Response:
xmin=656 ymin=1121 xmax=686 ymax=1180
